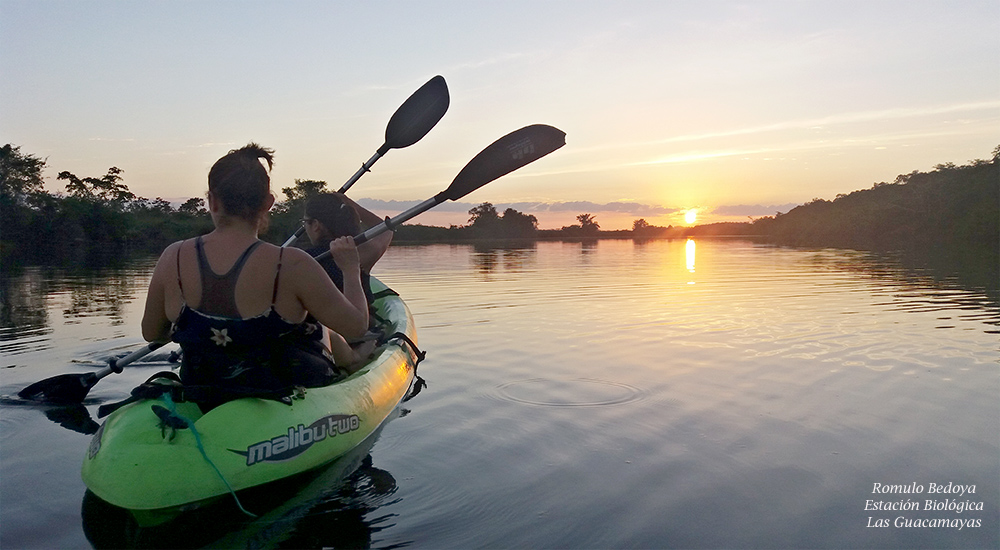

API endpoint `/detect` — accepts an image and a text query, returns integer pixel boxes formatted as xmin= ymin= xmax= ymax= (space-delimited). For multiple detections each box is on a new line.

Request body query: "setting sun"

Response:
xmin=684 ymin=209 xmax=698 ymax=225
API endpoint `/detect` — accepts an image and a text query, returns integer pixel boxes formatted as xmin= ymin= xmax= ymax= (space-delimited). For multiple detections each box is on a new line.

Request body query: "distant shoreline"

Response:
xmin=3 ymin=145 xmax=996 ymax=270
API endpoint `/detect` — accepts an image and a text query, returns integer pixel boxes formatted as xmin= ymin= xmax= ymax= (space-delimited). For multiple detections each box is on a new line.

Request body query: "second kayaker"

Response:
xmin=301 ymin=192 xmax=393 ymax=308
xmin=299 ymin=192 xmax=392 ymax=365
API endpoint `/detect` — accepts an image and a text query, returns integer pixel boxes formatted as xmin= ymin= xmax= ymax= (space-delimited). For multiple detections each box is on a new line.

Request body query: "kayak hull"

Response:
xmin=81 ymin=278 xmax=417 ymax=524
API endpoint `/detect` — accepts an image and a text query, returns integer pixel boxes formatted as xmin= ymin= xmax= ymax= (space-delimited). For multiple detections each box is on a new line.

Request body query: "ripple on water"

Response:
xmin=494 ymin=377 xmax=646 ymax=407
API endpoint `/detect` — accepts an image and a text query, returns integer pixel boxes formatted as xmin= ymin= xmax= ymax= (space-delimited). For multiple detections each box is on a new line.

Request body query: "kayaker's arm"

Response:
xmin=285 ymin=247 xmax=368 ymax=340
xmin=141 ymin=242 xmax=179 ymax=343
xmin=327 ymin=236 xmax=369 ymax=325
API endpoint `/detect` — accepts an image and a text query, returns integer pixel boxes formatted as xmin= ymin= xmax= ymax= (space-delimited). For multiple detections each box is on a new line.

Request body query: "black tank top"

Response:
xmin=195 ymin=236 xmax=262 ymax=317
xmin=170 ymin=237 xmax=337 ymax=399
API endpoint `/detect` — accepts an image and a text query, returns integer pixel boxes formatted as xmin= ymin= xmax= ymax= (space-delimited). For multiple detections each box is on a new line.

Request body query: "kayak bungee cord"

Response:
xmin=155 ymin=394 xmax=258 ymax=519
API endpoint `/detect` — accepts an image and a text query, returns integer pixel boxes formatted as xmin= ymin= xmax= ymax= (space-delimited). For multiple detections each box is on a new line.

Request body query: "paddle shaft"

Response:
xmin=94 ymin=342 xmax=166 ymax=380
xmin=339 ymin=148 xmax=387 ymax=194
xmin=313 ymin=196 xmax=439 ymax=261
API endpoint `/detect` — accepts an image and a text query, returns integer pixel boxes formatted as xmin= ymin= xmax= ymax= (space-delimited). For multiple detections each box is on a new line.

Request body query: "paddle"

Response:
xmin=18 ymin=342 xmax=165 ymax=404
xmin=315 ymin=123 xmax=566 ymax=259
xmin=282 ymin=75 xmax=450 ymax=247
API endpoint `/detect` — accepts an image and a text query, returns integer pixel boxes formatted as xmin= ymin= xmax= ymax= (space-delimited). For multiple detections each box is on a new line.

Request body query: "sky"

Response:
xmin=2 ymin=1 xmax=997 ymax=231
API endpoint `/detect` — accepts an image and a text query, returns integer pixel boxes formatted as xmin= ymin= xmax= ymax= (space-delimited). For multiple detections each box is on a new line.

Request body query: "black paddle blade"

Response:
xmin=442 ymin=124 xmax=566 ymax=201
xmin=18 ymin=372 xmax=97 ymax=404
xmin=383 ymin=75 xmax=450 ymax=151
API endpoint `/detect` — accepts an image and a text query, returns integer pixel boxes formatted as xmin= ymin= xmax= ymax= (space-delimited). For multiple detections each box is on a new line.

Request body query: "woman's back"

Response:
xmin=172 ymin=234 xmax=304 ymax=323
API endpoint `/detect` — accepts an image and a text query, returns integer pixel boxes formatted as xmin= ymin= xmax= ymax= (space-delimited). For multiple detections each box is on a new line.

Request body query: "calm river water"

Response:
xmin=1 ymin=238 xmax=998 ymax=549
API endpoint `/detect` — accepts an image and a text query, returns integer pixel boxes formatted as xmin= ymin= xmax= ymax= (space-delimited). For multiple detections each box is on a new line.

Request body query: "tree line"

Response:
xmin=3 ymin=142 xmax=996 ymax=262
xmin=1 ymin=144 xmax=213 ymax=260
xmin=749 ymin=147 xmax=999 ymax=254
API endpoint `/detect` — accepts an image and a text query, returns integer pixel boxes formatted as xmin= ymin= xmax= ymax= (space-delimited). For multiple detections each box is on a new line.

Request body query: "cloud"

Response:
xmin=650 ymin=100 xmax=1000 ymax=148
xmin=711 ymin=203 xmax=800 ymax=216
xmin=525 ymin=201 xmax=681 ymax=215
xmin=583 ymin=100 xmax=1000 ymax=166
xmin=357 ymin=198 xmax=784 ymax=217
xmin=445 ymin=52 xmax=536 ymax=73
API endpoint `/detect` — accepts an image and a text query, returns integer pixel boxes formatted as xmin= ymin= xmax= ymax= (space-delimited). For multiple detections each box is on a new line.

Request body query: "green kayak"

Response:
xmin=81 ymin=277 xmax=420 ymax=526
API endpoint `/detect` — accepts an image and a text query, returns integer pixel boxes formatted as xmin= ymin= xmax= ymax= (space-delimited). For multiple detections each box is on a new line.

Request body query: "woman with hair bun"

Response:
xmin=141 ymin=143 xmax=370 ymax=403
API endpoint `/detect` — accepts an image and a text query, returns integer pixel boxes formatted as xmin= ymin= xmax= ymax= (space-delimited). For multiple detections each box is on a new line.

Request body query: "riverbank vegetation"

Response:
xmin=749 ymin=149 xmax=998 ymax=253
xmin=2 ymin=143 xmax=996 ymax=265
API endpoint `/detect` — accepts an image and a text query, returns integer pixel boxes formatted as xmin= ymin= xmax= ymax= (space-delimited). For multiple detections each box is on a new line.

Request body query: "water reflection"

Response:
xmin=0 ymin=268 xmax=52 ymax=352
xmin=793 ymin=247 xmax=1000 ymax=330
xmin=686 ymin=238 xmax=696 ymax=273
xmin=81 ymin=454 xmax=400 ymax=549
xmin=44 ymin=404 xmax=100 ymax=435
xmin=0 ymin=263 xmax=151 ymax=354
xmin=751 ymin=237 xmax=999 ymax=295
xmin=61 ymin=274 xmax=139 ymax=326
xmin=470 ymin=241 xmax=537 ymax=275
xmin=0 ymin=396 xmax=101 ymax=435
xmin=2 ymin=241 xmax=998 ymax=549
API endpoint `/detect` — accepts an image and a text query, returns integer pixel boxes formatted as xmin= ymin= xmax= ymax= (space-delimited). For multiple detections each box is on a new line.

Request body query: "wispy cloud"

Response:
xmin=651 ymin=100 xmax=1000 ymax=147
xmin=357 ymin=198 xmax=796 ymax=217
xmin=445 ymin=52 xmax=536 ymax=73
xmin=632 ymin=116 xmax=1000 ymax=167
xmin=712 ymin=203 xmax=800 ymax=216
xmin=572 ymin=100 xmax=1000 ymax=165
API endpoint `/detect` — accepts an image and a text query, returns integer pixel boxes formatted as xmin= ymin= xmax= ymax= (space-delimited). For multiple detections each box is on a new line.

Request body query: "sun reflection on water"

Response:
xmin=686 ymin=239 xmax=696 ymax=283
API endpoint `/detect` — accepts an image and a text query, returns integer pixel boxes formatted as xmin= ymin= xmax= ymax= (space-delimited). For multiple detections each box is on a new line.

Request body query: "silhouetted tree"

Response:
xmin=1 ymin=144 xmax=51 ymax=246
xmin=466 ymin=202 xmax=501 ymax=237
xmin=465 ymin=202 xmax=538 ymax=238
xmin=751 ymin=146 xmax=998 ymax=253
xmin=577 ymin=213 xmax=600 ymax=235
xmin=280 ymin=179 xmax=328 ymax=205
xmin=58 ymin=167 xmax=134 ymax=205
xmin=1 ymin=144 xmax=48 ymax=206
xmin=500 ymin=208 xmax=538 ymax=237
xmin=468 ymin=202 xmax=500 ymax=226
xmin=178 ymin=197 xmax=206 ymax=216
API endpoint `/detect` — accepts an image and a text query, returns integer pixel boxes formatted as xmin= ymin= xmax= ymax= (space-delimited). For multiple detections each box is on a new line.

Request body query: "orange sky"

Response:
xmin=2 ymin=1 xmax=997 ymax=230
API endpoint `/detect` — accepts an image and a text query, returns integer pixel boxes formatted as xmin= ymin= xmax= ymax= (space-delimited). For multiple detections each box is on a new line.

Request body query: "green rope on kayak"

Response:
xmin=160 ymin=394 xmax=257 ymax=519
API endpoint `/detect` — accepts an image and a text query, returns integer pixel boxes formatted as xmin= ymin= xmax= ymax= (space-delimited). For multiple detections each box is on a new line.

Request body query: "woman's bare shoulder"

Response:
xmin=282 ymin=247 xmax=328 ymax=279
xmin=279 ymin=246 xmax=318 ymax=265
xmin=154 ymin=239 xmax=187 ymax=264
